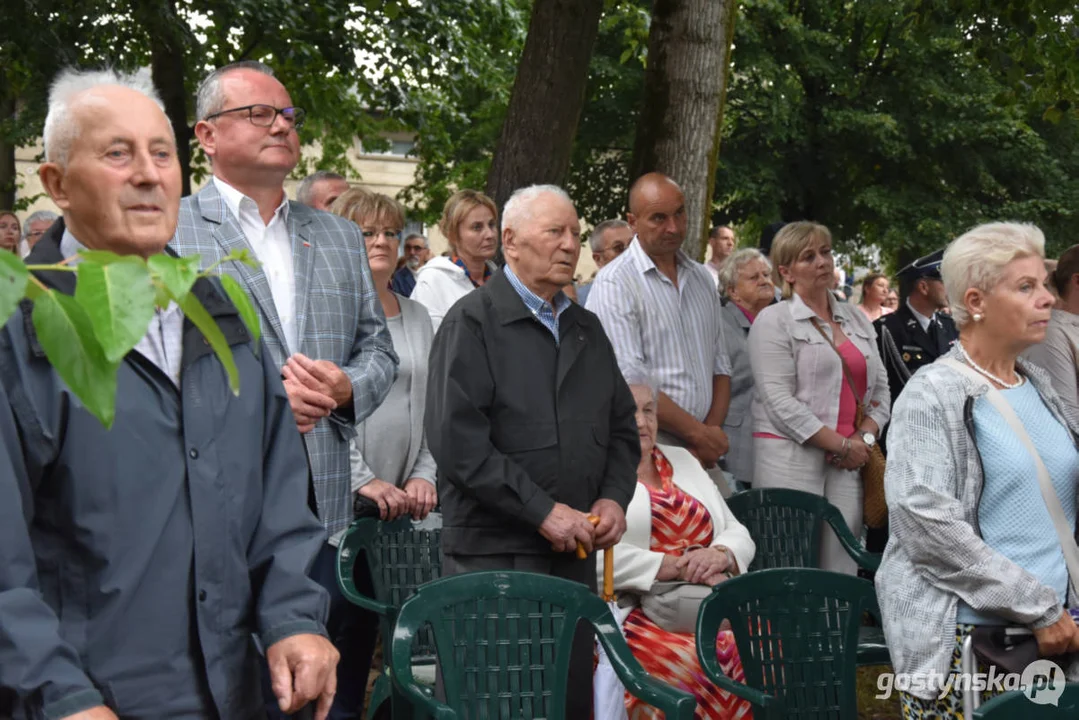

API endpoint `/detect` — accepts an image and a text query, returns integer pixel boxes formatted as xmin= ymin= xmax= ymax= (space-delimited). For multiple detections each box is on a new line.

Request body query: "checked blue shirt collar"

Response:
xmin=503 ymin=265 xmax=572 ymax=344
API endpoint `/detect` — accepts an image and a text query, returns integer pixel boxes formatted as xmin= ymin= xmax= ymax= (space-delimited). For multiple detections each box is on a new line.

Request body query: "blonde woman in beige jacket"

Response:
xmin=747 ymin=222 xmax=890 ymax=576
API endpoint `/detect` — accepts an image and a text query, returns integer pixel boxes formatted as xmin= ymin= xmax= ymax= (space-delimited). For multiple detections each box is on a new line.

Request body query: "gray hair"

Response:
xmin=942 ymin=221 xmax=1046 ymax=326
xmin=718 ymin=248 xmax=771 ymax=294
xmin=296 ymin=171 xmax=346 ymax=206
xmin=22 ymin=210 xmax=59 ymax=239
xmin=44 ymin=67 xmax=166 ymax=166
xmin=622 ymin=366 xmax=659 ymax=402
xmin=589 ymin=218 xmax=630 ymax=253
xmin=196 ymin=60 xmax=275 ymax=121
xmin=501 ymin=184 xmax=574 ymax=235
xmin=403 ymin=232 xmax=429 ymax=248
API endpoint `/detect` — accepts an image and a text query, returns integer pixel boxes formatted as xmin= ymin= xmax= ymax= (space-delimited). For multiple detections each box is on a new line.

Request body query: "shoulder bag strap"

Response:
xmin=941 ymin=357 xmax=1079 ymax=598
xmin=810 ymin=316 xmax=865 ymax=406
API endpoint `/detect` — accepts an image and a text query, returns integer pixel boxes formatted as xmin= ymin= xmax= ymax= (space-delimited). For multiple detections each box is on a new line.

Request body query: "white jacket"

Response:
xmin=411 ymin=256 xmax=494 ymax=332
xmin=603 ymin=444 xmax=755 ymax=611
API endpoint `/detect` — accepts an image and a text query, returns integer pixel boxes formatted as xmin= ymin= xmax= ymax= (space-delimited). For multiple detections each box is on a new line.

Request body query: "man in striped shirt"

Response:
xmin=586 ymin=173 xmax=733 ymax=476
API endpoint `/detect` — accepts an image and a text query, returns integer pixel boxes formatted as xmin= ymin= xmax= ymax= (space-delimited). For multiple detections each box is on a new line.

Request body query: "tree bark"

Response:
xmin=485 ymin=0 xmax=605 ymax=222
xmin=0 ymin=81 xmax=16 ymax=211
xmin=132 ymin=0 xmax=193 ymax=195
xmin=629 ymin=0 xmax=738 ymax=260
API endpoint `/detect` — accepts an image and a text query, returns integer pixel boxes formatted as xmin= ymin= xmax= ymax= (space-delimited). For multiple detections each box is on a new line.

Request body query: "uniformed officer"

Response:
xmin=875 ymin=248 xmax=958 ymax=410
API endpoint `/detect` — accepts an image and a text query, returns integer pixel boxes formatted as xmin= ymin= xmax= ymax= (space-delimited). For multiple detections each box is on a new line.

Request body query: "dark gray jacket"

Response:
xmin=425 ymin=270 xmax=639 ymax=556
xmin=0 ymin=225 xmax=328 ymax=719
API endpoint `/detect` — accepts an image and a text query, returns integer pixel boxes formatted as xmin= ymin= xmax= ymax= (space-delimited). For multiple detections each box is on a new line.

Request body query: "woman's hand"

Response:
xmin=357 ymin=479 xmax=410 ymax=520
xmin=1034 ymin=612 xmax=1079 ymax=656
xmin=656 ymin=553 xmax=682 ymax=582
xmin=677 ymin=547 xmax=732 ymax=585
xmin=403 ymin=478 xmax=437 ymax=520
xmin=838 ymin=437 xmax=870 ymax=470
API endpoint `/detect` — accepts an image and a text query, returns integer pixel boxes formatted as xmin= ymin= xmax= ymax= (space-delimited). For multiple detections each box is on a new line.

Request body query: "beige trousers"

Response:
xmin=752 ymin=435 xmax=864 ymax=575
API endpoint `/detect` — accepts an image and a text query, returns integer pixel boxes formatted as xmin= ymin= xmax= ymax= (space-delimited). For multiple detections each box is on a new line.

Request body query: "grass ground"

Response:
xmin=858 ymin=665 xmax=903 ymax=719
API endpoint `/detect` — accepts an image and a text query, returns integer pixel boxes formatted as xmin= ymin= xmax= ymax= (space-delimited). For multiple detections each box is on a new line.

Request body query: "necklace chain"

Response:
xmin=956 ymin=340 xmax=1024 ymax=389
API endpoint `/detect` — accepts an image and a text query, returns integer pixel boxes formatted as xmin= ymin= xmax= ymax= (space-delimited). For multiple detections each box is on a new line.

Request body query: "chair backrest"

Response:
xmin=973 ymin=682 xmax=1079 ymax=718
xmin=697 ymin=568 xmax=878 ymax=719
xmin=390 ymin=571 xmax=614 ymax=720
xmin=344 ymin=517 xmax=442 ymax=655
xmin=726 ymin=489 xmax=830 ymax=570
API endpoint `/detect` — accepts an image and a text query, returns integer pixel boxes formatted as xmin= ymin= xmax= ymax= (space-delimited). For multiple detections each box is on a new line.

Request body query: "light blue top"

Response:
xmin=957 ymin=380 xmax=1079 ymax=625
xmin=503 ymin=265 xmax=571 ymax=343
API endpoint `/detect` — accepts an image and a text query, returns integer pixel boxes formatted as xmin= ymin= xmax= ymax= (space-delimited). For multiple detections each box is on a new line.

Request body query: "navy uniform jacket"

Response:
xmin=874 ymin=303 xmax=958 ymax=407
xmin=0 ymin=223 xmax=328 ymax=719
xmin=426 ymin=270 xmax=639 ymax=557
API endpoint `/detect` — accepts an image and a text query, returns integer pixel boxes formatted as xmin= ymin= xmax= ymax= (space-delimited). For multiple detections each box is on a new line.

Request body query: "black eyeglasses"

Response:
xmin=204 ymin=104 xmax=306 ymax=129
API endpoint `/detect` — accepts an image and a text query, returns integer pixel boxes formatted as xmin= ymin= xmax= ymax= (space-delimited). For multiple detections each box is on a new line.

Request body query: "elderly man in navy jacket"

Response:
xmin=425 ymin=184 xmax=639 ymax=716
xmin=0 ymin=68 xmax=336 ymax=720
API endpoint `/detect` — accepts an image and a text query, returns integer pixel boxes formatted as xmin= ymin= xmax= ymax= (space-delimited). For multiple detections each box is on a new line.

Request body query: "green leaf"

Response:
xmin=179 ymin=292 xmax=241 ymax=395
xmin=148 ymin=254 xmax=201 ymax=304
xmin=218 ymin=273 xmax=262 ymax=345
xmin=0 ymin=252 xmax=29 ymax=327
xmin=74 ymin=258 xmax=156 ymax=363
xmin=74 ymin=249 xmax=126 ymax=264
xmin=31 ymin=289 xmax=120 ymax=428
xmin=222 ymin=248 xmax=260 ymax=271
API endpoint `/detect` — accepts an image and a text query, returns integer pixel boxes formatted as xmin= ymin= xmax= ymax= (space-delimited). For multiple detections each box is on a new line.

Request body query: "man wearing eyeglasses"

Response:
xmin=20 ymin=209 xmax=59 ymax=256
xmin=171 ymin=60 xmax=398 ymax=720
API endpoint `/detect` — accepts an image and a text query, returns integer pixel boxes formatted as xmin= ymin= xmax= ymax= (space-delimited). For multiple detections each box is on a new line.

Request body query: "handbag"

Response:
xmin=639 ymin=580 xmax=721 ymax=634
xmin=810 ymin=318 xmax=888 ymax=529
xmin=942 ymin=358 xmax=1079 ymax=670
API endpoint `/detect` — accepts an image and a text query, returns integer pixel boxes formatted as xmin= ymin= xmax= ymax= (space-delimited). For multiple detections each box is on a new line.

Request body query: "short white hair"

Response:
xmin=718 ymin=248 xmax=771 ymax=294
xmin=44 ymin=67 xmax=166 ymax=167
xmin=942 ymin=221 xmax=1046 ymax=326
xmin=589 ymin=218 xmax=630 ymax=253
xmin=501 ymin=184 xmax=574 ymax=235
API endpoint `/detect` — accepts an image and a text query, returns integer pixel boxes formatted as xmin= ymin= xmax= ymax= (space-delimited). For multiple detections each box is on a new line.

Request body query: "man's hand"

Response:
xmin=281 ymin=367 xmax=336 ymax=433
xmin=358 ymin=479 xmax=410 ymax=520
xmin=61 ymin=708 xmax=119 ymax=720
xmin=687 ymin=424 xmax=729 ymax=469
xmin=589 ymin=498 xmax=627 ymax=549
xmin=403 ymin=477 xmax=437 ymax=520
xmin=267 ymin=633 xmax=340 ymax=720
xmin=287 ymin=354 xmax=353 ymax=407
xmin=539 ymin=503 xmax=596 ymax=554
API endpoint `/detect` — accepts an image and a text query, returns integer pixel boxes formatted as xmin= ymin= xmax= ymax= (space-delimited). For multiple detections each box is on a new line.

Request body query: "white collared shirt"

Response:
xmin=61 ymin=230 xmax=185 ymax=387
xmin=213 ymin=176 xmax=297 ymax=354
xmin=905 ymin=298 xmax=934 ymax=334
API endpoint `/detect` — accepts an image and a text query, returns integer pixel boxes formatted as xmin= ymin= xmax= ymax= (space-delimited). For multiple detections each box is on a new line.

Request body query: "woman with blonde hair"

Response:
xmin=410 ymin=189 xmax=499 ymax=330
xmin=877 ymin=222 xmax=1079 ymax=718
xmin=858 ymin=272 xmax=891 ymax=321
xmin=747 ymin=221 xmax=890 ymax=575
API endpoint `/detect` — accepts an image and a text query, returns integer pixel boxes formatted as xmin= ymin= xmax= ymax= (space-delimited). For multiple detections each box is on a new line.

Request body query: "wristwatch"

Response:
xmin=861 ymin=431 xmax=877 ymax=448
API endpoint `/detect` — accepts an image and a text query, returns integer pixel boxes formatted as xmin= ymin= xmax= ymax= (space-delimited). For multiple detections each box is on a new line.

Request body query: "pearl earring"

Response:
xmin=973 ymin=313 xmax=984 ymax=322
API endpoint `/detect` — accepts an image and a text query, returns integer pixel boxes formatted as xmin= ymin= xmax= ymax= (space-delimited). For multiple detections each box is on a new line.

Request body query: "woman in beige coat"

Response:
xmin=747 ymin=221 xmax=890 ymax=575
xmin=1024 ymin=244 xmax=1079 ymax=420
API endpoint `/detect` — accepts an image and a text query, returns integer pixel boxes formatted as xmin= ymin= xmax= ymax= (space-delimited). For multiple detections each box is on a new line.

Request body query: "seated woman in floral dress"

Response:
xmin=606 ymin=375 xmax=756 ymax=720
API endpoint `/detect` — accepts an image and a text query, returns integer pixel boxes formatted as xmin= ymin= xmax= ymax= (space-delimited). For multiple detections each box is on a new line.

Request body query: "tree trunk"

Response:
xmin=485 ymin=0 xmax=605 ymax=221
xmin=0 ymin=82 xmax=16 ymax=211
xmin=629 ymin=0 xmax=738 ymax=261
xmin=132 ymin=0 xmax=193 ymax=194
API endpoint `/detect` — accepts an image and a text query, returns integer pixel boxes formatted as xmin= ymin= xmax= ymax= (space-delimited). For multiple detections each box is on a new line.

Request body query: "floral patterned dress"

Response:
xmin=622 ymin=448 xmax=753 ymax=720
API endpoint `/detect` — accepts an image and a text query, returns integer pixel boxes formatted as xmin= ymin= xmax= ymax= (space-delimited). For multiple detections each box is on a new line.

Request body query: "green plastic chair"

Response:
xmin=388 ymin=570 xmax=697 ymax=720
xmin=337 ymin=517 xmax=442 ymax=720
xmin=973 ymin=683 xmax=1079 ymax=718
xmin=696 ymin=568 xmax=881 ymax=720
xmin=726 ymin=488 xmax=889 ymax=666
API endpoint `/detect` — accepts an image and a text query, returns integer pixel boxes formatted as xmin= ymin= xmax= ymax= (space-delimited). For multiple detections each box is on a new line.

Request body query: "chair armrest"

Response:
xmin=594 ymin=624 xmax=697 ymax=719
xmin=696 ymin=600 xmax=784 ymax=714
xmin=335 ymin=539 xmax=391 ymax=616
xmin=388 ymin=626 xmax=457 ymax=720
xmin=823 ymin=506 xmax=882 ymax=571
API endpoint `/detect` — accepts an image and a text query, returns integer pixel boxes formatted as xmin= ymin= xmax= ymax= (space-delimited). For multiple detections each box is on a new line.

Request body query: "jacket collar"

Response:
xmin=487 ymin=267 xmax=582 ymax=335
xmin=788 ymin=290 xmax=840 ymax=322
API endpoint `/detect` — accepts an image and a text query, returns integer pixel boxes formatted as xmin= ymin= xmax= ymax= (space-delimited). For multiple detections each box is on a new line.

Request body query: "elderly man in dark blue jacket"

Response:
xmin=0 ymin=69 xmax=336 ymax=720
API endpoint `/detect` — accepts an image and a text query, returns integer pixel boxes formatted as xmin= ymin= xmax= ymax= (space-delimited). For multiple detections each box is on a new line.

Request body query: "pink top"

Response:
xmin=835 ymin=339 xmax=868 ymax=437
xmin=735 ymin=303 xmax=756 ymax=325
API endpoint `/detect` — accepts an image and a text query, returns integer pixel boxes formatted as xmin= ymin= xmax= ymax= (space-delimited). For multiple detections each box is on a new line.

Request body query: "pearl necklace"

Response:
xmin=956 ymin=340 xmax=1024 ymax=389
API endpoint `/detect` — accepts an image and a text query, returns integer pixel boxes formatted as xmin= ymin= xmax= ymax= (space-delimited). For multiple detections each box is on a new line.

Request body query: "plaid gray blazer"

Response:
xmin=876 ymin=346 xmax=1079 ymax=696
xmin=171 ymin=182 xmax=398 ymax=537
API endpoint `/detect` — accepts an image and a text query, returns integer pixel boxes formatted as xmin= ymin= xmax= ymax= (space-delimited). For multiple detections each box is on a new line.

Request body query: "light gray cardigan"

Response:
xmin=350 ymin=295 xmax=437 ymax=489
xmin=719 ymin=302 xmax=756 ymax=485
xmin=876 ymin=348 xmax=1079 ymax=697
